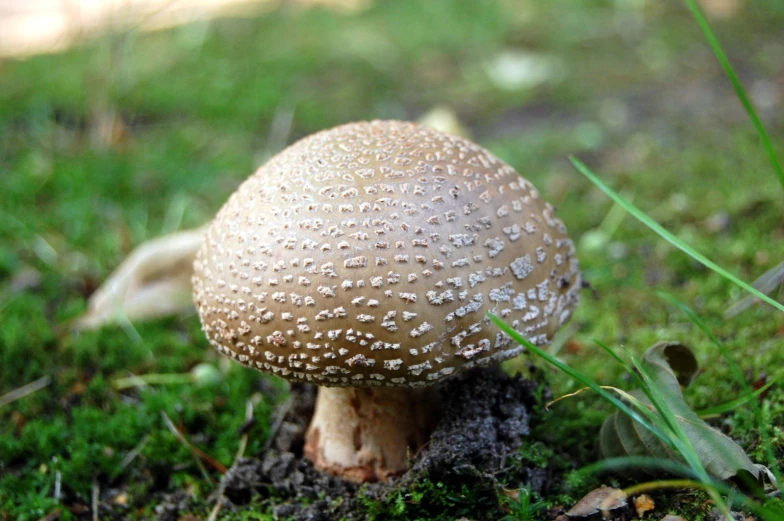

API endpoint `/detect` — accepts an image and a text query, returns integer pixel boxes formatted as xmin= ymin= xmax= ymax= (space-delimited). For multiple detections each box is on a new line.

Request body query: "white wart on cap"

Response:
xmin=193 ymin=120 xmax=580 ymax=387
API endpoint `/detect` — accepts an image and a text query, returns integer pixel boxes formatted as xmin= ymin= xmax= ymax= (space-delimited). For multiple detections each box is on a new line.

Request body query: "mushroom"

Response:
xmin=192 ymin=120 xmax=581 ymax=482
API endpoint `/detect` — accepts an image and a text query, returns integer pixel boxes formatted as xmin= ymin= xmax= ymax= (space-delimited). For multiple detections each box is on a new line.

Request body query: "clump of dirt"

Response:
xmin=162 ymin=367 xmax=546 ymax=520
xmin=404 ymin=366 xmax=540 ymax=481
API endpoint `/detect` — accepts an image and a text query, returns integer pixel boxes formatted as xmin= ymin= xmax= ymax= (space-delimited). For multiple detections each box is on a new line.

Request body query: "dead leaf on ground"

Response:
xmin=634 ymin=494 xmax=655 ymax=517
xmin=566 ymin=485 xmax=629 ymax=519
xmin=599 ymin=341 xmax=773 ymax=491
xmin=74 ymin=226 xmax=207 ymax=330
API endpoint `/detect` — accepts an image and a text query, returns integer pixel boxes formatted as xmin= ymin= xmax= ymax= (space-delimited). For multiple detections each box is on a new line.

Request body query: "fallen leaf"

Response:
xmin=634 ymin=494 xmax=655 ymax=517
xmin=566 ymin=485 xmax=628 ymax=519
xmin=75 ymin=226 xmax=207 ymax=330
xmin=599 ymin=341 xmax=772 ymax=490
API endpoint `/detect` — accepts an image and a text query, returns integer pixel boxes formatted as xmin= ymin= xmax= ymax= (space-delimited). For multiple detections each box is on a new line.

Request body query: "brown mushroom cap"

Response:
xmin=193 ymin=120 xmax=580 ymax=387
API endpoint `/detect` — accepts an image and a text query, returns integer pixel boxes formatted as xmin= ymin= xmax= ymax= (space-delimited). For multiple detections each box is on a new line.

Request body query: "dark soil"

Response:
xmin=156 ymin=367 xmax=547 ymax=520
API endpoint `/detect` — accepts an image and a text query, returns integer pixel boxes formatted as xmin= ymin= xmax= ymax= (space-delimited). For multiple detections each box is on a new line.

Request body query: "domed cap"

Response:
xmin=193 ymin=120 xmax=581 ymax=387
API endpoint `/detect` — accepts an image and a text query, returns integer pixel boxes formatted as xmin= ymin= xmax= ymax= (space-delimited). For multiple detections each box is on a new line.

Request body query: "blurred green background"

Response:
xmin=1 ymin=0 xmax=783 ymax=519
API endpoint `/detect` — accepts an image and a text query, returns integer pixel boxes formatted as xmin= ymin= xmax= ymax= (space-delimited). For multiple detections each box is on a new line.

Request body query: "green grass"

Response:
xmin=682 ymin=0 xmax=784 ymax=193
xmin=571 ymin=156 xmax=784 ymax=313
xmin=1 ymin=1 xmax=784 ymax=519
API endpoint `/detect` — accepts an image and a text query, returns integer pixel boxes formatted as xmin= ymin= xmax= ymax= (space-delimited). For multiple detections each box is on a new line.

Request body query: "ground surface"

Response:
xmin=1 ymin=1 xmax=783 ymax=520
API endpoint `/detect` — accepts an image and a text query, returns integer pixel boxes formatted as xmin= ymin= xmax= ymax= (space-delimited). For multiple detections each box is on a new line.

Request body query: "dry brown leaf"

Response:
xmin=634 ymin=494 xmax=656 ymax=517
xmin=75 ymin=226 xmax=207 ymax=330
xmin=566 ymin=485 xmax=628 ymax=519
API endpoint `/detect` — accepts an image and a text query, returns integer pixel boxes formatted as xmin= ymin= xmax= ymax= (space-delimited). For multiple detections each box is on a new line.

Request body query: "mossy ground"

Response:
xmin=1 ymin=1 xmax=783 ymax=519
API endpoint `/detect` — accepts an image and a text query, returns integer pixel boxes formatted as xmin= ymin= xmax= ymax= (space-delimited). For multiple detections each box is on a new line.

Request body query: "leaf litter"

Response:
xmin=597 ymin=342 xmax=775 ymax=491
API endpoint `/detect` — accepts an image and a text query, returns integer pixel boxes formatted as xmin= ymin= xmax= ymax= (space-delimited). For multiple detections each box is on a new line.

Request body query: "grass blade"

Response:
xmin=590 ymin=339 xmax=680 ymax=445
xmin=488 ymin=314 xmax=666 ymax=440
xmin=698 ymin=374 xmax=782 ymax=417
xmin=489 ymin=315 xmax=734 ymax=515
xmin=725 ymin=260 xmax=784 ymax=318
xmin=657 ymin=291 xmax=782 ymax=485
xmin=683 ymin=0 xmax=784 ymax=193
xmin=617 ymin=348 xmax=732 ymax=515
xmin=570 ymin=156 xmax=784 ymax=314
xmin=579 ymin=456 xmax=703 ymax=481
xmin=656 ymin=291 xmax=743 ymax=382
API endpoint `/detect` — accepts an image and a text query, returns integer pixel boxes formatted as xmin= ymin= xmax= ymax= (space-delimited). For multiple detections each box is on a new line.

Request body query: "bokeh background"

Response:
xmin=1 ymin=1 xmax=783 ymax=519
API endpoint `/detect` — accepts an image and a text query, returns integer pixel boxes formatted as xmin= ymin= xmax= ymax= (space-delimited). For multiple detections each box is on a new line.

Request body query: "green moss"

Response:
xmin=357 ymin=479 xmax=499 ymax=521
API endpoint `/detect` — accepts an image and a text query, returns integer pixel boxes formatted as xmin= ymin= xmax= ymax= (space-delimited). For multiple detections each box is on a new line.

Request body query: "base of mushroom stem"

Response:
xmin=303 ymin=385 xmax=441 ymax=483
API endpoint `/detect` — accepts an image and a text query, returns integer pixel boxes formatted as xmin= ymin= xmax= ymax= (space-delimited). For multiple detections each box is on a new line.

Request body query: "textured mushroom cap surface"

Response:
xmin=193 ymin=120 xmax=581 ymax=387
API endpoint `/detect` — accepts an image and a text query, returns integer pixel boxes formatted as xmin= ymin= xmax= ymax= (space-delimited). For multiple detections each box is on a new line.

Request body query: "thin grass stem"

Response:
xmin=683 ymin=0 xmax=784 ymax=193
xmin=570 ymin=156 xmax=784 ymax=314
xmin=657 ymin=292 xmax=782 ymax=486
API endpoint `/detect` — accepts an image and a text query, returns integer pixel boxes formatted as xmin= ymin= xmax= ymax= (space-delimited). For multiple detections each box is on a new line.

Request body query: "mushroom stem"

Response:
xmin=303 ymin=385 xmax=441 ymax=483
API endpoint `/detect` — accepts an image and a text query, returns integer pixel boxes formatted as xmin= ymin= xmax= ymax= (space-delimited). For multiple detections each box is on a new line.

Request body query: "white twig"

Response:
xmin=0 ymin=375 xmax=52 ymax=409
xmin=92 ymin=479 xmax=99 ymax=521
xmin=54 ymin=471 xmax=61 ymax=500
xmin=117 ymin=433 xmax=151 ymax=476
